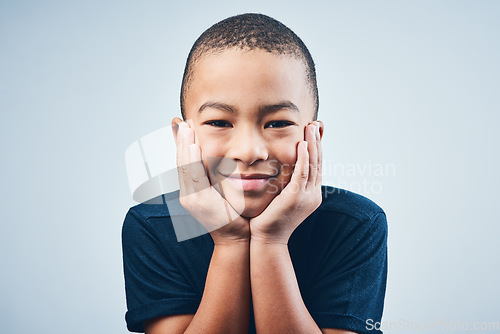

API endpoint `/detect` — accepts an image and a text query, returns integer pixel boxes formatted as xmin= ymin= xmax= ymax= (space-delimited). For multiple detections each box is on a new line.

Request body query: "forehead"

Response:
xmin=185 ymin=48 xmax=315 ymax=118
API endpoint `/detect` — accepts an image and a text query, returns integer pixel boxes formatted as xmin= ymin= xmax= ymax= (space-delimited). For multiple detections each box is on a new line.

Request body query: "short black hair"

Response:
xmin=180 ymin=13 xmax=319 ymax=119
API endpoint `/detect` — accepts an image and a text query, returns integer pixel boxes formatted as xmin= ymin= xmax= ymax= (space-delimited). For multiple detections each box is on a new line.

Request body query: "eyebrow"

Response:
xmin=198 ymin=100 xmax=300 ymax=115
xmin=259 ymin=101 xmax=299 ymax=115
xmin=198 ymin=102 xmax=236 ymax=113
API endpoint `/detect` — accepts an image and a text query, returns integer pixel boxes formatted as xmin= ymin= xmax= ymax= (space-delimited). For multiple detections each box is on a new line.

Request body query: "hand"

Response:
xmin=249 ymin=122 xmax=323 ymax=244
xmin=173 ymin=120 xmax=250 ymax=245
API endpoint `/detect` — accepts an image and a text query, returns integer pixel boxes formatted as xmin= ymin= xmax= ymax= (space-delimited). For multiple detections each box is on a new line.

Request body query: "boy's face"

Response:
xmin=177 ymin=48 xmax=321 ymax=218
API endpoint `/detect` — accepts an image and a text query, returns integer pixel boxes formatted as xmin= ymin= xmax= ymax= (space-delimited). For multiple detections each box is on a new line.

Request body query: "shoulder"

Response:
xmin=306 ymin=186 xmax=388 ymax=244
xmin=318 ymin=185 xmax=386 ymax=224
xmin=122 ymin=192 xmax=186 ymax=243
xmin=299 ymin=186 xmax=388 ymax=271
xmin=123 ymin=191 xmax=212 ymax=244
xmin=123 ymin=191 xmax=186 ymax=225
xmin=126 ymin=192 xmax=180 ymax=220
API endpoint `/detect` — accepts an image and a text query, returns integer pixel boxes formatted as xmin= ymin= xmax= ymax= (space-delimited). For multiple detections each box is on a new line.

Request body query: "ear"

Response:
xmin=315 ymin=120 xmax=325 ymax=140
xmin=171 ymin=117 xmax=183 ymax=144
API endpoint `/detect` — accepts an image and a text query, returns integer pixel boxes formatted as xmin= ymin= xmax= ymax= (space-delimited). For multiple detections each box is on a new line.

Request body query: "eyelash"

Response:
xmin=204 ymin=120 xmax=295 ymax=128
xmin=265 ymin=121 xmax=295 ymax=128
xmin=205 ymin=120 xmax=232 ymax=127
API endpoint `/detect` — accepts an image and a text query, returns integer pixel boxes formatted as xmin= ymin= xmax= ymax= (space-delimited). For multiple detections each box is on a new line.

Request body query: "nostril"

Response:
xmin=227 ymin=131 xmax=269 ymax=164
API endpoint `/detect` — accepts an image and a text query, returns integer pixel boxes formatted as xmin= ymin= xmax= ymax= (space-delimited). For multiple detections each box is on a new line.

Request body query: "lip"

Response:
xmin=220 ymin=173 xmax=276 ymax=191
xmin=225 ymin=173 xmax=274 ymax=179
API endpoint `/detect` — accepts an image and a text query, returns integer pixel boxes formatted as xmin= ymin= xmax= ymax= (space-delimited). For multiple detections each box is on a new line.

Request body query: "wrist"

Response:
xmin=250 ymin=238 xmax=290 ymax=260
xmin=213 ymin=237 xmax=251 ymax=247
xmin=213 ymin=240 xmax=251 ymax=261
xmin=250 ymin=234 xmax=289 ymax=245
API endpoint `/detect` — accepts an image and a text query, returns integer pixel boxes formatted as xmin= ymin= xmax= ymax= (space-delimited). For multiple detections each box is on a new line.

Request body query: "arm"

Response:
xmin=250 ymin=122 xmax=355 ymax=333
xmin=250 ymin=241 xmax=356 ymax=334
xmin=146 ymin=242 xmax=250 ymax=334
xmin=145 ymin=121 xmax=251 ymax=334
xmin=250 ymin=241 xmax=319 ymax=333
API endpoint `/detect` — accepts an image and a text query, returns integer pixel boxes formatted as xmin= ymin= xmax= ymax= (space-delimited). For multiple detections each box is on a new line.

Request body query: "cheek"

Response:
xmin=272 ymin=133 xmax=300 ymax=161
xmin=278 ymin=149 xmax=297 ymax=171
xmin=196 ymin=133 xmax=227 ymax=178
xmin=199 ymin=139 xmax=223 ymax=159
xmin=272 ymin=138 xmax=300 ymax=179
xmin=193 ymin=125 xmax=225 ymax=155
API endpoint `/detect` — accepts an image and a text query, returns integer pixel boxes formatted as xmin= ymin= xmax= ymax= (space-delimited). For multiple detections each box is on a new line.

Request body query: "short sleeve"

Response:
xmin=121 ymin=208 xmax=201 ymax=332
xmin=307 ymin=211 xmax=388 ymax=334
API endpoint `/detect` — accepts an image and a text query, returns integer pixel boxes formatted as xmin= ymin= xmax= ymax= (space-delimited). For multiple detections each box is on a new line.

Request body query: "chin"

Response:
xmin=233 ymin=196 xmax=273 ymax=219
xmin=217 ymin=179 xmax=278 ymax=219
xmin=240 ymin=206 xmax=266 ymax=219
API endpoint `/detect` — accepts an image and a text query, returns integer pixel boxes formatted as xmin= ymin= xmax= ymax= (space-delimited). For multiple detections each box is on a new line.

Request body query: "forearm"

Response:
xmin=185 ymin=241 xmax=251 ymax=334
xmin=250 ymin=240 xmax=322 ymax=334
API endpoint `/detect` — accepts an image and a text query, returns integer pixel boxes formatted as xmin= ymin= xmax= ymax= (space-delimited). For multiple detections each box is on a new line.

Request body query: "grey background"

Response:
xmin=1 ymin=1 xmax=499 ymax=333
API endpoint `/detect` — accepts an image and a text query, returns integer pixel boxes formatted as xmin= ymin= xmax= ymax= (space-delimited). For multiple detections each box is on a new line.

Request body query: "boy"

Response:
xmin=122 ymin=13 xmax=387 ymax=334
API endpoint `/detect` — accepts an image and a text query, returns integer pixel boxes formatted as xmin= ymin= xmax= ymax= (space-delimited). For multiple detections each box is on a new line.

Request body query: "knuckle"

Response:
xmin=179 ymin=194 xmax=197 ymax=211
xmin=179 ymin=165 xmax=190 ymax=175
xmin=314 ymin=194 xmax=322 ymax=207
xmin=179 ymin=196 xmax=189 ymax=208
xmin=315 ymin=195 xmax=322 ymax=205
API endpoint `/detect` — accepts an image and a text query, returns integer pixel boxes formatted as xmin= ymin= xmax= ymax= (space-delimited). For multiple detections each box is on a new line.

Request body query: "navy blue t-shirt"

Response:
xmin=122 ymin=186 xmax=388 ymax=333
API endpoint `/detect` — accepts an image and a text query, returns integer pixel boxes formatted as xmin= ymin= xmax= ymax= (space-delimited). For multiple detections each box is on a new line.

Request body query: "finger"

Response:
xmin=185 ymin=119 xmax=201 ymax=146
xmin=315 ymin=122 xmax=323 ymax=187
xmin=182 ymin=122 xmax=208 ymax=197
xmin=218 ymin=185 xmax=240 ymax=225
xmin=176 ymin=123 xmax=188 ymax=194
xmin=186 ymin=118 xmax=195 ymax=133
xmin=290 ymin=141 xmax=309 ymax=190
xmin=188 ymin=143 xmax=211 ymax=193
xmin=175 ymin=122 xmax=184 ymax=168
xmin=306 ymin=124 xmax=318 ymax=187
xmin=181 ymin=122 xmax=195 ymax=169
xmin=175 ymin=128 xmax=188 ymax=197
xmin=171 ymin=122 xmax=180 ymax=146
xmin=178 ymin=122 xmax=196 ymax=195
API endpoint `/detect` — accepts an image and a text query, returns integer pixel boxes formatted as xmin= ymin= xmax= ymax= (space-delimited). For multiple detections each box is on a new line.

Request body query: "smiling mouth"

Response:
xmin=226 ymin=173 xmax=274 ymax=179
xmin=219 ymin=173 xmax=277 ymax=191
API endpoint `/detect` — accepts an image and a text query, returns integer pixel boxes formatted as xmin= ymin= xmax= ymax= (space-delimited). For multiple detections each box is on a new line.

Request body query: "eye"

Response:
xmin=265 ymin=120 xmax=295 ymax=128
xmin=204 ymin=120 xmax=232 ymax=128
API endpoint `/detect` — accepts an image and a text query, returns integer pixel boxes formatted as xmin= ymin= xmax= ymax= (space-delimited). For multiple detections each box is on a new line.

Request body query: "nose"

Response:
xmin=226 ymin=126 xmax=268 ymax=165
